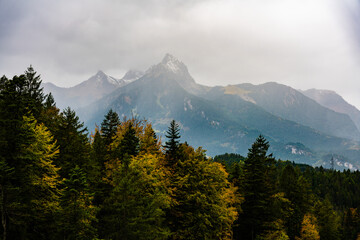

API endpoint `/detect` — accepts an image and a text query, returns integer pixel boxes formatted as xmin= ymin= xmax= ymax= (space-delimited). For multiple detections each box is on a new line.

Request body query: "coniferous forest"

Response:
xmin=2 ymin=68 xmax=360 ymax=240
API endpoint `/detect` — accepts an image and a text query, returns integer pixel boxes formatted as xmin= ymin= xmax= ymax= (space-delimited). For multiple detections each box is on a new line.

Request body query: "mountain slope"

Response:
xmin=205 ymin=82 xmax=360 ymax=141
xmin=79 ymin=55 xmax=360 ymax=168
xmin=302 ymin=89 xmax=360 ymax=131
xmin=43 ymin=70 xmax=143 ymax=110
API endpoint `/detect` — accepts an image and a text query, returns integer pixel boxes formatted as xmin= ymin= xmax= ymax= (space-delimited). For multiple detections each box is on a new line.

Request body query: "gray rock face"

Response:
xmin=302 ymin=89 xmax=360 ymax=132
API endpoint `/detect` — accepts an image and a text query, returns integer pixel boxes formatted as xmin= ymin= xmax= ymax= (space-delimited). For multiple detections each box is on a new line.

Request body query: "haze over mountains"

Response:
xmin=43 ymin=54 xmax=360 ymax=170
xmin=43 ymin=70 xmax=144 ymax=109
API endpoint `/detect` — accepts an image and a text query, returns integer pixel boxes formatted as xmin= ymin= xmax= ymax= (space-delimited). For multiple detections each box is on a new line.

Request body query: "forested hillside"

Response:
xmin=2 ymin=68 xmax=360 ymax=240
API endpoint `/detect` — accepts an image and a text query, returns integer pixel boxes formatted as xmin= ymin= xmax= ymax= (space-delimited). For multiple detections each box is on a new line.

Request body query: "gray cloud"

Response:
xmin=1 ymin=0 xmax=360 ymax=108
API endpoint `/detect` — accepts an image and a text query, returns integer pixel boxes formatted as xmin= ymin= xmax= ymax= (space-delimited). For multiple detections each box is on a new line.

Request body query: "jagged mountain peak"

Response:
xmin=161 ymin=54 xmax=187 ymax=74
xmin=141 ymin=54 xmax=206 ymax=95
xmin=88 ymin=70 xmax=120 ymax=86
xmin=122 ymin=70 xmax=144 ymax=81
xmin=95 ymin=70 xmax=106 ymax=77
xmin=146 ymin=53 xmax=189 ymax=75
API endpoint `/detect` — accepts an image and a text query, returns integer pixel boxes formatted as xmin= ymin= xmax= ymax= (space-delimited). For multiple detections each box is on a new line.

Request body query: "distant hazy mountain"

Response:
xmin=302 ymin=89 xmax=360 ymax=131
xmin=77 ymin=54 xmax=360 ymax=169
xmin=204 ymin=83 xmax=360 ymax=141
xmin=43 ymin=70 xmax=144 ymax=110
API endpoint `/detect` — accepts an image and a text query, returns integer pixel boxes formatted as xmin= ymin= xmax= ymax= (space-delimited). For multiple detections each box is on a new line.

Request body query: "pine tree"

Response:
xmin=101 ymin=109 xmax=120 ymax=147
xmin=0 ymin=70 xmax=60 ymax=239
xmin=164 ymin=120 xmax=181 ymax=167
xmin=23 ymin=66 xmax=45 ymax=119
xmin=240 ymin=135 xmax=276 ymax=240
xmin=114 ymin=122 xmax=139 ymax=164
xmin=59 ymin=166 xmax=97 ymax=240
xmin=90 ymin=128 xmax=109 ymax=206
xmin=44 ymin=92 xmax=56 ymax=109
xmin=55 ymin=107 xmax=91 ymax=178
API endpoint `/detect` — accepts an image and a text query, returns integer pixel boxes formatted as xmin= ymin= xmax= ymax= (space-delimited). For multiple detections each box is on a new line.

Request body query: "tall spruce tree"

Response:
xmin=240 ymin=135 xmax=276 ymax=240
xmin=101 ymin=109 xmax=120 ymax=147
xmin=164 ymin=120 xmax=181 ymax=167
xmin=55 ymin=107 xmax=91 ymax=178
xmin=114 ymin=122 xmax=139 ymax=164
xmin=23 ymin=66 xmax=45 ymax=119
xmin=0 ymin=68 xmax=60 ymax=240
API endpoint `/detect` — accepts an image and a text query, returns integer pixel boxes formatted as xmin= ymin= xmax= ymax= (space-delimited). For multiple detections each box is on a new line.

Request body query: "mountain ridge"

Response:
xmin=42 ymin=69 xmax=144 ymax=110
xmin=302 ymin=88 xmax=360 ymax=131
xmin=43 ymin=54 xmax=360 ymax=170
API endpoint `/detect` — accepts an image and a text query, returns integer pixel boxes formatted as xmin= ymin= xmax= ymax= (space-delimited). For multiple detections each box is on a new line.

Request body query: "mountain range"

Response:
xmin=43 ymin=69 xmax=144 ymax=109
xmin=42 ymin=54 xmax=360 ymax=170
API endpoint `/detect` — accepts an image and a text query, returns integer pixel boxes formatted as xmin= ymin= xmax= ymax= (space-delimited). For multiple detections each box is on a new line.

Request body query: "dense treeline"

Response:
xmin=1 ymin=68 xmax=360 ymax=240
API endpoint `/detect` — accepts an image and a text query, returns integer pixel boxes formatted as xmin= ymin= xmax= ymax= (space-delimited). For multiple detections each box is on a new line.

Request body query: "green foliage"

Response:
xmin=10 ymin=115 xmax=60 ymax=239
xmin=239 ymin=135 xmax=277 ymax=240
xmin=59 ymin=166 xmax=97 ymax=240
xmin=114 ymin=122 xmax=139 ymax=162
xmin=342 ymin=208 xmax=360 ymax=240
xmin=102 ymin=153 xmax=170 ymax=240
xmin=100 ymin=109 xmax=120 ymax=147
xmin=164 ymin=120 xmax=181 ymax=166
xmin=3 ymin=67 xmax=360 ymax=240
xmin=314 ymin=198 xmax=341 ymax=240
xmin=55 ymin=107 xmax=91 ymax=178
xmin=280 ymin=164 xmax=313 ymax=240
xmin=169 ymin=144 xmax=237 ymax=239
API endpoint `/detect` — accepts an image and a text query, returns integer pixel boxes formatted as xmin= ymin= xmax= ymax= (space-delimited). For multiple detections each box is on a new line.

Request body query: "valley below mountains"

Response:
xmin=43 ymin=54 xmax=360 ymax=170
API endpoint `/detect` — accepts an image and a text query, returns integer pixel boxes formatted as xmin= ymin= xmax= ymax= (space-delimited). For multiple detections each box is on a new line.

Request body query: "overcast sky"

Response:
xmin=1 ymin=0 xmax=360 ymax=108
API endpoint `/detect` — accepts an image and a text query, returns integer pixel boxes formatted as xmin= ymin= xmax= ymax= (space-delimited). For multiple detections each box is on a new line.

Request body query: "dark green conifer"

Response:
xmin=164 ymin=120 xmax=181 ymax=167
xmin=101 ymin=109 xmax=120 ymax=147
xmin=55 ymin=107 xmax=91 ymax=178
xmin=59 ymin=165 xmax=97 ymax=240
xmin=240 ymin=135 xmax=276 ymax=240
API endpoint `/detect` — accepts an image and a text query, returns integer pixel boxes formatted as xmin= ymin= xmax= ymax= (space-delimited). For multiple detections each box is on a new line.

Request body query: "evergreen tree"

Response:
xmin=90 ymin=128 xmax=110 ymax=207
xmin=0 ymin=69 xmax=60 ymax=240
xmin=55 ymin=107 xmax=91 ymax=178
xmin=113 ymin=122 xmax=140 ymax=166
xmin=169 ymin=144 xmax=237 ymax=239
xmin=40 ymin=93 xmax=61 ymax=137
xmin=101 ymin=109 xmax=120 ymax=147
xmin=280 ymin=165 xmax=313 ymax=240
xmin=23 ymin=66 xmax=45 ymax=119
xmin=343 ymin=208 xmax=359 ymax=240
xmin=164 ymin=120 xmax=181 ymax=167
xmin=11 ymin=116 xmax=60 ymax=239
xmin=44 ymin=92 xmax=56 ymax=109
xmin=314 ymin=198 xmax=341 ymax=240
xmin=91 ymin=129 xmax=107 ymax=175
xmin=59 ymin=166 xmax=97 ymax=240
xmin=102 ymin=153 xmax=170 ymax=240
xmin=240 ymin=135 xmax=276 ymax=240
